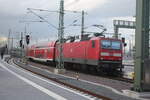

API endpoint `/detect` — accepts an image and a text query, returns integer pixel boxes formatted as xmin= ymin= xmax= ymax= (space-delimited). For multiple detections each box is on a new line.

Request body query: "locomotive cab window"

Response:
xmin=101 ymin=40 xmax=111 ymax=49
xmin=101 ymin=40 xmax=121 ymax=50
xmin=92 ymin=40 xmax=95 ymax=48
xmin=111 ymin=41 xmax=121 ymax=50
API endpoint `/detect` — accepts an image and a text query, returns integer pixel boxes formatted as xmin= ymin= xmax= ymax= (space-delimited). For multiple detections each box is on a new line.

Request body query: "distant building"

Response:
xmin=0 ymin=37 xmax=7 ymax=48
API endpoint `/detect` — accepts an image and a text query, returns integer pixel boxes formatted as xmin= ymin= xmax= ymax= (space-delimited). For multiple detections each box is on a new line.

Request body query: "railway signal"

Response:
xmin=19 ymin=40 xmax=23 ymax=47
xmin=121 ymin=37 xmax=125 ymax=43
xmin=121 ymin=37 xmax=127 ymax=47
xmin=26 ymin=35 xmax=30 ymax=45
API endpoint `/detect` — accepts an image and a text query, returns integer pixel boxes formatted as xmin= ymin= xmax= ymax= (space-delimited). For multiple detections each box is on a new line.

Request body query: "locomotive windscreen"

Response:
xmin=101 ymin=40 xmax=121 ymax=50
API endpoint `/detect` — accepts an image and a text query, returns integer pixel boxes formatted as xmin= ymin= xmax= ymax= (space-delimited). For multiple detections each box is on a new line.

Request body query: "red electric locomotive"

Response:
xmin=27 ymin=36 xmax=123 ymax=74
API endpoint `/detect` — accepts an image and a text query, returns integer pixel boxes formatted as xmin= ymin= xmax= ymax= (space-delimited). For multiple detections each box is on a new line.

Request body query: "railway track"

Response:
xmin=123 ymin=64 xmax=134 ymax=67
xmin=8 ymin=58 xmax=112 ymax=100
xmin=108 ymin=76 xmax=133 ymax=83
xmin=29 ymin=59 xmax=134 ymax=84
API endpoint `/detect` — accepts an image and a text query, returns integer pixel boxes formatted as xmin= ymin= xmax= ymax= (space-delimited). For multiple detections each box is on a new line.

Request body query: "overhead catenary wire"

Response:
xmin=27 ymin=8 xmax=58 ymax=30
xmin=27 ymin=8 xmax=59 ymax=13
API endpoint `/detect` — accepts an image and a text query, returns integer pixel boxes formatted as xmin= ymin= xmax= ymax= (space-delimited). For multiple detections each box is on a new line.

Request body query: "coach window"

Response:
xmin=48 ymin=48 xmax=50 ymax=53
xmin=92 ymin=40 xmax=95 ymax=48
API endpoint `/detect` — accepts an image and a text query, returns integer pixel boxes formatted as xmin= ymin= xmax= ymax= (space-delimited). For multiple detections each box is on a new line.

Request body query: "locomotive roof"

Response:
xmin=30 ymin=41 xmax=56 ymax=48
xmin=29 ymin=37 xmax=121 ymax=49
xmin=90 ymin=37 xmax=121 ymax=41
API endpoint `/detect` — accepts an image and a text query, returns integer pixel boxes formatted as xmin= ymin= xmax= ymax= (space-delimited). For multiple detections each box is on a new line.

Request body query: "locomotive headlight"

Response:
xmin=101 ymin=52 xmax=109 ymax=56
xmin=113 ymin=53 xmax=121 ymax=57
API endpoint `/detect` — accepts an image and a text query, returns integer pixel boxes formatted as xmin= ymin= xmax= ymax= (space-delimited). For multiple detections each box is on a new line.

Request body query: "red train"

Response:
xmin=27 ymin=36 xmax=123 ymax=74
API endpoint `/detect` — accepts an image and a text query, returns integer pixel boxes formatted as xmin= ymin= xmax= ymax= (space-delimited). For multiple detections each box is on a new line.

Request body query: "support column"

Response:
xmin=55 ymin=0 xmax=66 ymax=74
xmin=134 ymin=0 xmax=150 ymax=92
xmin=81 ymin=11 xmax=84 ymax=39
xmin=114 ymin=26 xmax=119 ymax=39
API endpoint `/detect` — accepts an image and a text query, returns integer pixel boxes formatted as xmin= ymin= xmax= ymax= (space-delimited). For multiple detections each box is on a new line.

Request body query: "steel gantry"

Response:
xmin=113 ymin=20 xmax=136 ymax=39
xmin=134 ymin=0 xmax=150 ymax=91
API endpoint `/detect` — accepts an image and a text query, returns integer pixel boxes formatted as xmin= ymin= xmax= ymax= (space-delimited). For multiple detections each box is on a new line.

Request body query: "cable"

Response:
xmin=27 ymin=8 xmax=58 ymax=30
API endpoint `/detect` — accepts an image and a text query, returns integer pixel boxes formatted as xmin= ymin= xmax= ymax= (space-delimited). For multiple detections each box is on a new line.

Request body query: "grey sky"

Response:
xmin=0 ymin=0 xmax=136 ymax=45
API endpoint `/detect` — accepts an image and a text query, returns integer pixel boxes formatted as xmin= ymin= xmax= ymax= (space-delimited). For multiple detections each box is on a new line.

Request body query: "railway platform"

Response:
xmin=0 ymin=58 xmax=98 ymax=100
xmin=13 ymin=58 xmax=149 ymax=100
